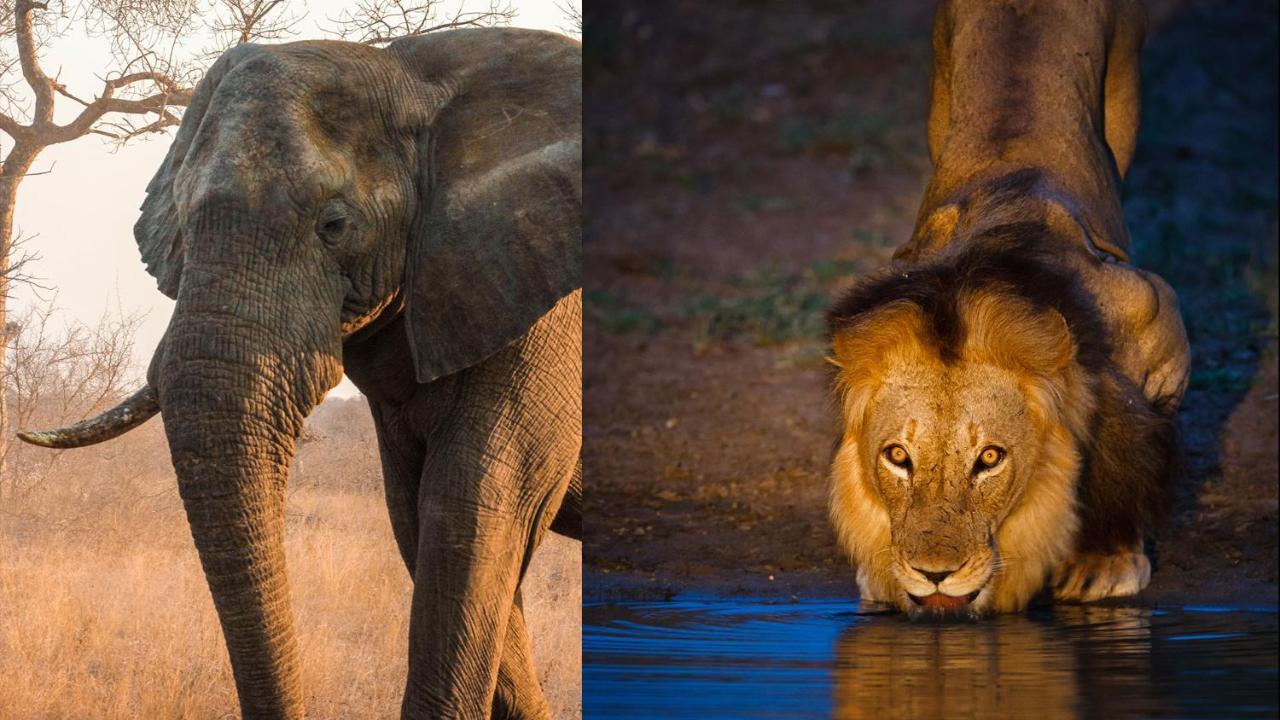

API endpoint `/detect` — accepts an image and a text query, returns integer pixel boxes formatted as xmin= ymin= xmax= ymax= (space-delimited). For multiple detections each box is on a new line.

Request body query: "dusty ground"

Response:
xmin=583 ymin=0 xmax=1278 ymax=606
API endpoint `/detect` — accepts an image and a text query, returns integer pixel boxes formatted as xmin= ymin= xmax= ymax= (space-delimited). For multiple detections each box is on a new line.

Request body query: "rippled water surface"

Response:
xmin=583 ymin=598 xmax=1278 ymax=719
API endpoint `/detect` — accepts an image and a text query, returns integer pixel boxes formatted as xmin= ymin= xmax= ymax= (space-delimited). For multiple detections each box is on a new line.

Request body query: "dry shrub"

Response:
xmin=0 ymin=392 xmax=581 ymax=719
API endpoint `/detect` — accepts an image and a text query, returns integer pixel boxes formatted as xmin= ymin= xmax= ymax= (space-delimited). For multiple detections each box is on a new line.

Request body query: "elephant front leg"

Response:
xmin=374 ymin=416 xmax=557 ymax=719
xmin=402 ymin=471 xmax=562 ymax=719
xmin=403 ymin=500 xmax=519 ymax=718
xmin=492 ymin=592 xmax=553 ymax=720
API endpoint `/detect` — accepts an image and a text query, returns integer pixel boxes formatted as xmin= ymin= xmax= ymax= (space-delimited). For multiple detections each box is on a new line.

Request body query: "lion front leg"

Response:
xmin=1051 ymin=543 xmax=1151 ymax=603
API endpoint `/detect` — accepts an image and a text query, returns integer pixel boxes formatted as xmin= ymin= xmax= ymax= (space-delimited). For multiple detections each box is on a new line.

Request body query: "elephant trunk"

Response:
xmin=157 ymin=335 xmax=311 ymax=719
xmin=155 ymin=245 xmax=343 ymax=718
xmin=169 ymin=419 xmax=302 ymax=719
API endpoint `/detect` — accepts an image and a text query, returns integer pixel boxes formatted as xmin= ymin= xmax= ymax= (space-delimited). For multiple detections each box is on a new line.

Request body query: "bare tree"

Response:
xmin=0 ymin=0 xmax=205 ymax=477
xmin=0 ymin=0 xmax=511 ymax=479
xmin=205 ymin=0 xmax=305 ymax=57
xmin=1 ymin=298 xmax=144 ymax=496
xmin=329 ymin=0 xmax=514 ymax=45
xmin=556 ymin=1 xmax=579 ymax=36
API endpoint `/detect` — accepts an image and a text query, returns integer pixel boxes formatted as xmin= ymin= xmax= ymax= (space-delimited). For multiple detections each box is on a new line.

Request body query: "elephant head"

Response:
xmin=19 ymin=28 xmax=580 ymax=718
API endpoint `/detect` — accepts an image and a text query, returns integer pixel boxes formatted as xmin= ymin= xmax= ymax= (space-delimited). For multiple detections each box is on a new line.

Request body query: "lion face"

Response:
xmin=863 ymin=356 xmax=1040 ymax=615
xmin=829 ymin=291 xmax=1092 ymax=619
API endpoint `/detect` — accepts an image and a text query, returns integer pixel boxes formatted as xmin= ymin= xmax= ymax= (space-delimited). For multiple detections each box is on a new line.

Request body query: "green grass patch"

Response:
xmin=684 ymin=259 xmax=865 ymax=346
xmin=1189 ymin=366 xmax=1253 ymax=392
xmin=585 ymin=290 xmax=663 ymax=335
xmin=777 ymin=110 xmax=925 ymax=172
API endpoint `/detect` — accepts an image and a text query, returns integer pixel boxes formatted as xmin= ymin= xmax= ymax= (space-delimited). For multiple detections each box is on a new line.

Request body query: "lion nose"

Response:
xmin=913 ymin=567 xmax=956 ymax=584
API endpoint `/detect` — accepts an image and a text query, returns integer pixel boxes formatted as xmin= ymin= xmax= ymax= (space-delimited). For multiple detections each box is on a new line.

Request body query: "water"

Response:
xmin=584 ymin=598 xmax=1279 ymax=719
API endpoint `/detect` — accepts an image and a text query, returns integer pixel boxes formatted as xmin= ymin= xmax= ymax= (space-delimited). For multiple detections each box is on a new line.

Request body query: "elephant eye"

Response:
xmin=322 ymin=216 xmax=347 ymax=234
xmin=317 ymin=201 xmax=354 ymax=245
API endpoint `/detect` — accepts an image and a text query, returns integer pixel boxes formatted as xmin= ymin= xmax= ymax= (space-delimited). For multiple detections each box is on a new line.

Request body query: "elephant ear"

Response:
xmin=389 ymin=28 xmax=581 ymax=384
xmin=134 ymin=44 xmax=263 ymax=298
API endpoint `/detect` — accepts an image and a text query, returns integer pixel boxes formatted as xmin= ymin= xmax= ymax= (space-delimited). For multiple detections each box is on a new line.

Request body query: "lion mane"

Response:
xmin=826 ymin=225 xmax=1177 ymax=612
xmin=824 ymin=0 xmax=1186 ymax=615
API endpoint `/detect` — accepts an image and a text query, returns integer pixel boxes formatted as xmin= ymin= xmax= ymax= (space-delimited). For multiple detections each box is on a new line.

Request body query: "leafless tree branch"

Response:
xmin=12 ymin=0 xmax=56 ymax=125
xmin=328 ymin=0 xmax=515 ymax=46
xmin=0 ymin=228 xmax=49 ymax=298
xmin=209 ymin=0 xmax=303 ymax=48
xmin=556 ymin=1 xmax=580 ymax=36
xmin=2 ymin=297 xmax=145 ymax=486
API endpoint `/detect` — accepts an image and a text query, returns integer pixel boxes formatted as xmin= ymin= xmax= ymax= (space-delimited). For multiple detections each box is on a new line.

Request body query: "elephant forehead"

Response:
xmin=176 ymin=115 xmax=330 ymax=214
xmin=176 ymin=107 xmax=350 ymax=215
xmin=219 ymin=41 xmax=384 ymax=92
xmin=176 ymin=47 xmax=406 ymax=211
xmin=218 ymin=43 xmax=403 ymax=127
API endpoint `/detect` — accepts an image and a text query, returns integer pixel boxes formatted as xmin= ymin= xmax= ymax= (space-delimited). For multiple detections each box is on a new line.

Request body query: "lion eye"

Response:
xmin=883 ymin=444 xmax=912 ymax=469
xmin=974 ymin=446 xmax=1006 ymax=472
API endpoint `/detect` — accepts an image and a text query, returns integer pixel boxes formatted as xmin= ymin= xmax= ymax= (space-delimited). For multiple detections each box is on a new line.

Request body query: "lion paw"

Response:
xmin=1051 ymin=550 xmax=1151 ymax=602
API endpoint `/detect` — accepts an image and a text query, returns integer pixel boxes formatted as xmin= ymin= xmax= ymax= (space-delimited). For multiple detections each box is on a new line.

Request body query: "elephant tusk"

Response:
xmin=16 ymin=385 xmax=160 ymax=449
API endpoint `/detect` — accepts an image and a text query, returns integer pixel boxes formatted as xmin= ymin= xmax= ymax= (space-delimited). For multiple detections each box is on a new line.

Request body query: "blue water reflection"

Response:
xmin=583 ymin=598 xmax=1278 ymax=719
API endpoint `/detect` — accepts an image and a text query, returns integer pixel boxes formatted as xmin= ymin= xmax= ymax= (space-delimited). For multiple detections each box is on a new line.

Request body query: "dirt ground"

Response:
xmin=582 ymin=0 xmax=1279 ymax=606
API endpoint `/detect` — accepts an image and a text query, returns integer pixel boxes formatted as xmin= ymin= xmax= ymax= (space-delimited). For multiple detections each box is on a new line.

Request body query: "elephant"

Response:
xmin=17 ymin=27 xmax=581 ymax=720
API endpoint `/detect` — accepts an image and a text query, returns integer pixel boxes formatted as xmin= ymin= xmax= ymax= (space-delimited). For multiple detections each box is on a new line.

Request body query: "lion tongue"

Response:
xmin=919 ymin=593 xmax=968 ymax=610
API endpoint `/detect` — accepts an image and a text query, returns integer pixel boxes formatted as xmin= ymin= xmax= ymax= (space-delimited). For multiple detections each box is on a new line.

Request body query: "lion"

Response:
xmin=826 ymin=0 xmax=1190 ymax=619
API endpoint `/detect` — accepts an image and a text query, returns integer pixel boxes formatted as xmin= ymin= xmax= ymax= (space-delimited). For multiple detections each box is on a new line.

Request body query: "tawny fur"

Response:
xmin=825 ymin=0 xmax=1186 ymax=617
xmin=829 ymin=291 xmax=1096 ymax=614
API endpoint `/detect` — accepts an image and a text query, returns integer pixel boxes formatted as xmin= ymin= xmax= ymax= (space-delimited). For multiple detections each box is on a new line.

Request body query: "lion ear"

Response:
xmin=1016 ymin=307 xmax=1076 ymax=373
xmin=830 ymin=301 xmax=929 ymax=376
xmin=830 ymin=302 xmax=930 ymax=432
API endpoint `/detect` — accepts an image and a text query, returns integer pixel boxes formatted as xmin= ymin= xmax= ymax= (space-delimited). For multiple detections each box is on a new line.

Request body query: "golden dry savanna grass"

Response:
xmin=0 ymin=396 xmax=581 ymax=719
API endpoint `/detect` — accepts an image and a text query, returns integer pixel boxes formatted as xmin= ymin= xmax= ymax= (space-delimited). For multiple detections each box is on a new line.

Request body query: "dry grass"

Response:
xmin=0 ymin=398 xmax=581 ymax=719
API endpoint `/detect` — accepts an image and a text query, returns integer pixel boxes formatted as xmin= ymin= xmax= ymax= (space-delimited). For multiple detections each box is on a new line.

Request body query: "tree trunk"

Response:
xmin=0 ymin=141 xmax=42 ymax=487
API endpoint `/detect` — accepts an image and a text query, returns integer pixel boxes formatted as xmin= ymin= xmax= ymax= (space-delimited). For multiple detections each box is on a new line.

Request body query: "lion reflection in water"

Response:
xmin=831 ymin=606 xmax=1174 ymax=719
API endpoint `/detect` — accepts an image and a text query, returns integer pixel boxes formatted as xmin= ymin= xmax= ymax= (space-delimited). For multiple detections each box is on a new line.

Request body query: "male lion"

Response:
xmin=827 ymin=0 xmax=1190 ymax=618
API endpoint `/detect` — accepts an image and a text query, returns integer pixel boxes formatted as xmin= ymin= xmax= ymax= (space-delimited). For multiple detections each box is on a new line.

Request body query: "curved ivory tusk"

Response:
xmin=16 ymin=385 xmax=160 ymax=449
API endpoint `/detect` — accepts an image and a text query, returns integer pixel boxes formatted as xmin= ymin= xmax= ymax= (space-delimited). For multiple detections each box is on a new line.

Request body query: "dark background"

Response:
xmin=582 ymin=0 xmax=1278 ymax=603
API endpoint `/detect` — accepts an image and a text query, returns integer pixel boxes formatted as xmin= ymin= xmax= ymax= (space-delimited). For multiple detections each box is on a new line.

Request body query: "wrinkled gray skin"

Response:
xmin=37 ymin=29 xmax=580 ymax=719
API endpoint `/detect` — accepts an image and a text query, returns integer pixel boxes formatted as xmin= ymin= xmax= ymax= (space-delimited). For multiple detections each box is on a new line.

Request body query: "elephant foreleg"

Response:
xmin=382 ymin=457 xmax=555 ymax=719
xmin=492 ymin=592 xmax=552 ymax=720
xmin=397 ymin=289 xmax=579 ymax=718
xmin=549 ymin=459 xmax=581 ymax=540
xmin=374 ymin=406 xmax=562 ymax=719
xmin=402 ymin=466 xmax=566 ymax=719
xmin=403 ymin=494 xmax=518 ymax=718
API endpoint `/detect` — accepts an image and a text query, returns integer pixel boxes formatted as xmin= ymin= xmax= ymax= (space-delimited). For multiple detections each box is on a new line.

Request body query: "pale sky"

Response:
xmin=10 ymin=0 xmax=577 ymax=399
